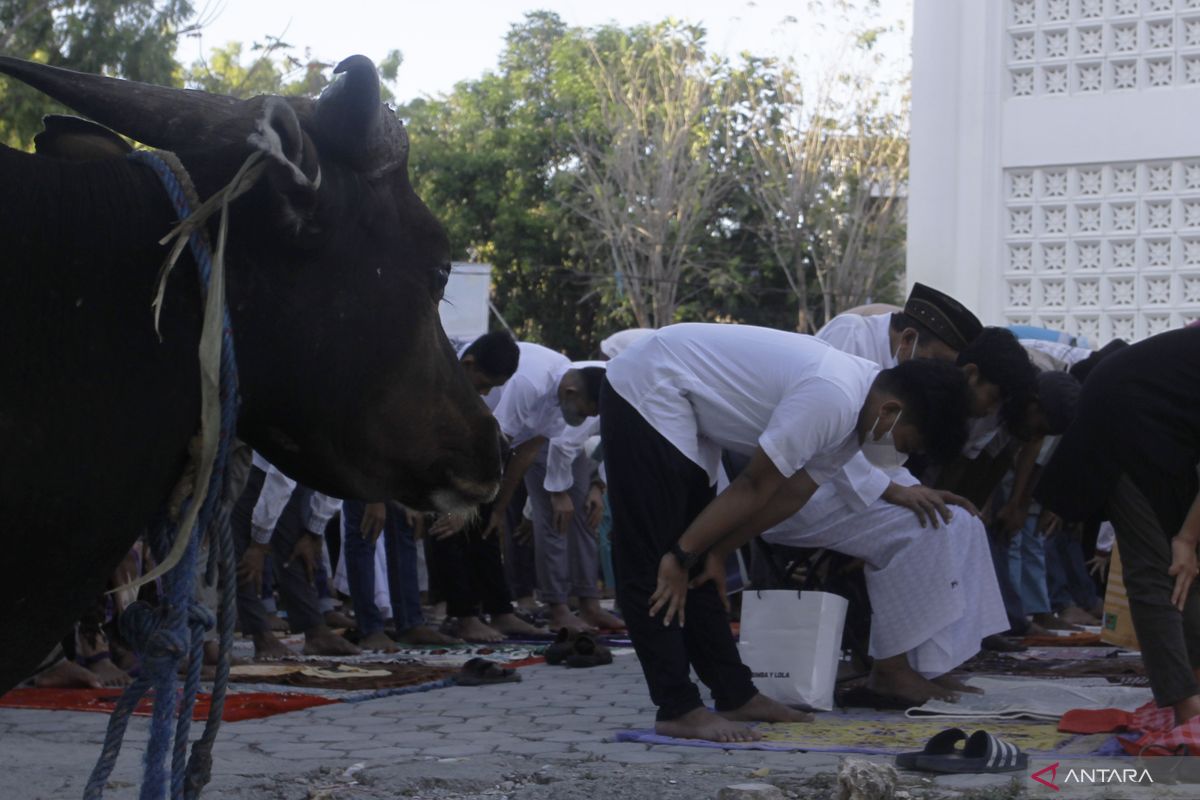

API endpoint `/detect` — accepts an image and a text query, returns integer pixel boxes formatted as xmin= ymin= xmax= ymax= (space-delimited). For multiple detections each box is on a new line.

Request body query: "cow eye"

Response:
xmin=431 ymin=263 xmax=451 ymax=300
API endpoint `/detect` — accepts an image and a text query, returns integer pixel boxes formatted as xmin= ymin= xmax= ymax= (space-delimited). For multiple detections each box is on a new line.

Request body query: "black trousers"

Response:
xmin=1108 ymin=474 xmax=1200 ymax=707
xmin=231 ymin=467 xmax=323 ymax=635
xmin=427 ymin=501 xmax=514 ymax=619
xmin=503 ymin=484 xmax=538 ymax=600
xmin=600 ymin=380 xmax=756 ymax=721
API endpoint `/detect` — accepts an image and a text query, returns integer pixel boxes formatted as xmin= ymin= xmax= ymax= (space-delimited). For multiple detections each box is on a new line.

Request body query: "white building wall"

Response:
xmin=909 ymin=0 xmax=1200 ymax=340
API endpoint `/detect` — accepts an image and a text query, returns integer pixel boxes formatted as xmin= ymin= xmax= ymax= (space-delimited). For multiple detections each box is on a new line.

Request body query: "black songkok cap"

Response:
xmin=903 ymin=283 xmax=983 ymax=352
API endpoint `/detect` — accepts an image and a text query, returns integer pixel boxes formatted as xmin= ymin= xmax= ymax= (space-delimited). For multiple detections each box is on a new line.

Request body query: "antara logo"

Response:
xmin=1031 ymin=762 xmax=1059 ymax=791
xmin=1031 ymin=761 xmax=1154 ymax=791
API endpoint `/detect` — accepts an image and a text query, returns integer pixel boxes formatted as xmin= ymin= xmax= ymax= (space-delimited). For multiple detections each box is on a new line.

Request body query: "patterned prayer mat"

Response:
xmin=229 ymin=660 xmax=457 ymax=690
xmin=616 ymin=713 xmax=1111 ymax=756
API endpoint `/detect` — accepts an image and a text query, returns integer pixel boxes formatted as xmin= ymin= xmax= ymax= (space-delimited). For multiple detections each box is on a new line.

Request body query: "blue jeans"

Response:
xmin=342 ymin=501 xmax=425 ymax=635
xmin=1045 ymin=533 xmax=1099 ymax=612
xmin=1008 ymin=513 xmax=1051 ymax=614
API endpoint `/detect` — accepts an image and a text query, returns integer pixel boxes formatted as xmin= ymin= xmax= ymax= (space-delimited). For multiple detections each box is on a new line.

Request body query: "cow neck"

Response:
xmin=83 ymin=149 xmax=264 ymax=800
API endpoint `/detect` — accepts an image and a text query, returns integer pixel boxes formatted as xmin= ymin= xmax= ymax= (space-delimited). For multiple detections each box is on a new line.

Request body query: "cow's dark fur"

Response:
xmin=0 ymin=58 xmax=502 ymax=693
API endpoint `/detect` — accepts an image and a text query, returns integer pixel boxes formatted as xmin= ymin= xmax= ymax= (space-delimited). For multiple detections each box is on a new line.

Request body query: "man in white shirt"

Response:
xmin=233 ymin=454 xmax=360 ymax=660
xmin=478 ymin=342 xmax=619 ymax=631
xmin=760 ymin=285 xmax=1032 ymax=708
xmin=426 ymin=333 xmax=547 ymax=642
xmin=601 ymin=322 xmax=972 ymax=742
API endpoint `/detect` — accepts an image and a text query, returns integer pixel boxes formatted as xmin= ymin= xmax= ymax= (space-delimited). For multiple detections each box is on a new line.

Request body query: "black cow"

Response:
xmin=0 ymin=56 xmax=502 ymax=693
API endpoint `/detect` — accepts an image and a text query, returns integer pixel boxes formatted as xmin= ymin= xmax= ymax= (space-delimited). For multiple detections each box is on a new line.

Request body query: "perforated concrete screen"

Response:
xmin=908 ymin=0 xmax=1200 ymax=340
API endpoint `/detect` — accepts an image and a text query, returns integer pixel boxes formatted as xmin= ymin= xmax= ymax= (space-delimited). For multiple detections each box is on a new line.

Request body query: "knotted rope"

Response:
xmin=83 ymin=148 xmax=258 ymax=800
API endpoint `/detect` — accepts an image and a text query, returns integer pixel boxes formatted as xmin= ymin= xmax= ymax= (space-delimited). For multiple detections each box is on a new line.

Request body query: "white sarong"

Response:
xmin=762 ymin=481 xmax=1008 ymax=677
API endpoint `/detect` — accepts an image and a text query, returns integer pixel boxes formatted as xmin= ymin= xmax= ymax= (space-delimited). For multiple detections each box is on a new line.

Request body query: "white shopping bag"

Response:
xmin=737 ymin=589 xmax=848 ymax=712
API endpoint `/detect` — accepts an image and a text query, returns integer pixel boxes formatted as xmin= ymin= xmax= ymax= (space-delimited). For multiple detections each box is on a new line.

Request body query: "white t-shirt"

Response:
xmin=816 ymin=312 xmax=909 ymax=508
xmin=490 ymin=342 xmax=571 ymax=447
xmin=605 ymin=323 xmax=878 ymax=485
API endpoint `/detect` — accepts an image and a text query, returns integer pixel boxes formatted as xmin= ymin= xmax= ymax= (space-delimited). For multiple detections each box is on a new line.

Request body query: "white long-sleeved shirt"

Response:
xmin=543 ymin=360 xmax=606 ymax=493
xmin=249 ymin=453 xmax=342 ymax=544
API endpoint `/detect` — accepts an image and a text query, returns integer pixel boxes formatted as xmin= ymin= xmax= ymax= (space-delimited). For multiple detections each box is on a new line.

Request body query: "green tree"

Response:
xmin=401 ymin=12 xmax=631 ymax=356
xmin=0 ymin=0 xmax=196 ymax=148
xmin=184 ymin=37 xmax=402 ymax=101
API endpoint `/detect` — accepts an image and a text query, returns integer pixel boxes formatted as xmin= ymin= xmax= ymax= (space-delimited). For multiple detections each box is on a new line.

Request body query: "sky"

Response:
xmin=180 ymin=0 xmax=913 ymax=103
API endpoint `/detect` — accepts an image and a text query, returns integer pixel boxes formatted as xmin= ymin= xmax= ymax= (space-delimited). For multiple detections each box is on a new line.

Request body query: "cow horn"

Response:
xmin=314 ymin=55 xmax=408 ymax=176
xmin=0 ymin=56 xmax=254 ymax=149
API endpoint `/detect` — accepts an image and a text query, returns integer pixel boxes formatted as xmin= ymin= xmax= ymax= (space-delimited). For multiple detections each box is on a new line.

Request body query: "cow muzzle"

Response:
xmin=430 ymin=475 xmax=500 ymax=513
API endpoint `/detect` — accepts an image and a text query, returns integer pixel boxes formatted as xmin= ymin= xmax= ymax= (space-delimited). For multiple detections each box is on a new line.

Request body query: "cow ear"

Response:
xmin=247 ymin=98 xmax=321 ymax=227
xmin=35 ymin=115 xmax=132 ymax=161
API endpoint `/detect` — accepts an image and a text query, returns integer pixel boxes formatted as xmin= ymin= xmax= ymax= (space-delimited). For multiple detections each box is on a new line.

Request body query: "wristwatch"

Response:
xmin=670 ymin=542 xmax=700 ymax=571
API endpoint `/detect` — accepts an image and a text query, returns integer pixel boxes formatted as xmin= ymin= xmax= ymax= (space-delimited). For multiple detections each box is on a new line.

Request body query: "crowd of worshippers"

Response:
xmin=24 ymin=284 xmax=1200 ymax=747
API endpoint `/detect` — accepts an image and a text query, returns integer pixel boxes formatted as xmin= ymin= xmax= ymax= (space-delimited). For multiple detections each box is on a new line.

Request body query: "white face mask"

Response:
xmin=860 ymin=410 xmax=908 ymax=469
xmin=893 ymin=333 xmax=919 ymax=364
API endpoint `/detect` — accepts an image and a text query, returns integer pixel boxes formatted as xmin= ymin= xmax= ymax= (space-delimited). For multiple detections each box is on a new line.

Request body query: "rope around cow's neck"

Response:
xmin=83 ymin=148 xmax=258 ymax=800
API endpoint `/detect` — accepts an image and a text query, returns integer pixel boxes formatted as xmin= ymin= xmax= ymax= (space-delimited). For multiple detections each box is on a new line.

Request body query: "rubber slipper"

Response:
xmin=564 ymin=634 xmax=613 ymax=668
xmin=896 ymin=728 xmax=1028 ymax=773
xmin=453 ymin=657 xmax=522 ymax=686
xmin=544 ymin=628 xmax=576 ymax=666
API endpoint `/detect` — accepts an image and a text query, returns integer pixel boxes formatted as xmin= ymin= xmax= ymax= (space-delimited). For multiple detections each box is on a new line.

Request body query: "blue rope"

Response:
xmin=84 ymin=150 xmax=241 ymax=800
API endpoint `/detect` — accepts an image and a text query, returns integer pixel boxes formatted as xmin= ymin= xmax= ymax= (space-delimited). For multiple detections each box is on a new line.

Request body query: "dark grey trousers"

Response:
xmin=1108 ymin=474 xmax=1200 ymax=707
xmin=232 ymin=467 xmax=324 ymax=636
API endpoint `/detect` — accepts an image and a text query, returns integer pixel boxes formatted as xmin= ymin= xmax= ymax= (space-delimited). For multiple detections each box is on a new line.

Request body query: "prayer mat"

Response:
xmin=1022 ymin=631 xmax=1103 ymax=647
xmin=963 ymin=648 xmax=1147 ymax=684
xmin=906 ymin=676 xmax=1152 ymax=721
xmin=229 ymin=660 xmax=456 ymax=691
xmin=0 ymin=688 xmax=337 ymax=721
xmin=615 ymin=713 xmax=1109 ymax=756
xmin=230 ymin=636 xmax=547 ymax=669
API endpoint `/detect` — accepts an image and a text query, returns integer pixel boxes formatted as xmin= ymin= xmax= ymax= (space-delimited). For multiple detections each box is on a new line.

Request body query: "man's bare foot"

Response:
xmin=395 ymin=625 xmax=462 ymax=645
xmin=266 ymin=613 xmax=289 ymax=632
xmin=85 ymin=656 xmax=131 ymax=688
xmin=720 ymin=692 xmax=813 ymax=724
xmin=548 ymin=604 xmax=594 ymax=633
xmin=202 ymin=640 xmax=246 ymax=667
xmin=932 ymin=674 xmax=983 ymax=695
xmin=578 ymin=602 xmax=625 ymax=632
xmin=358 ymin=631 xmax=399 ymax=652
xmin=657 ymin=707 xmax=762 ymax=742
xmin=302 ymin=626 xmax=361 ymax=656
xmin=455 ymin=616 xmax=505 ymax=643
xmin=516 ymin=596 xmax=539 ymax=613
xmin=489 ymin=613 xmax=546 ymax=637
xmin=869 ymin=657 xmax=959 ymax=705
xmin=1032 ymin=612 xmax=1080 ymax=632
xmin=324 ymin=609 xmax=355 ymax=629
xmin=1058 ymin=606 xmax=1100 ymax=626
xmin=77 ymin=632 xmax=131 ymax=688
xmin=34 ymin=660 xmax=103 ymax=689
xmin=252 ymin=632 xmax=297 ymax=662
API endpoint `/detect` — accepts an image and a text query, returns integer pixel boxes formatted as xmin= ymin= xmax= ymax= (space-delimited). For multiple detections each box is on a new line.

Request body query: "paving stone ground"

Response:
xmin=0 ymin=655 xmax=1181 ymax=799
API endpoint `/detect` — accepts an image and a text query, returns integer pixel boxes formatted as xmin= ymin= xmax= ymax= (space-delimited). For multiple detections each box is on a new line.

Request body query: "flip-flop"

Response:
xmin=836 ymin=685 xmax=914 ymax=711
xmin=452 ymin=657 xmax=522 ymax=686
xmin=564 ymin=634 xmax=613 ymax=668
xmin=544 ymin=627 xmax=576 ymax=666
xmin=896 ymin=728 xmax=1028 ymax=773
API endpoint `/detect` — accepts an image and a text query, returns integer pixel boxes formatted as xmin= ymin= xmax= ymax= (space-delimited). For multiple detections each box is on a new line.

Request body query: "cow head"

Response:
xmin=0 ymin=55 xmax=502 ymax=510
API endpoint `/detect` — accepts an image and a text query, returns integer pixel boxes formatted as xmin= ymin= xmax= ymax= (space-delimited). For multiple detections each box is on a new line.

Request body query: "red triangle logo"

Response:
xmin=1031 ymin=762 xmax=1060 ymax=791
